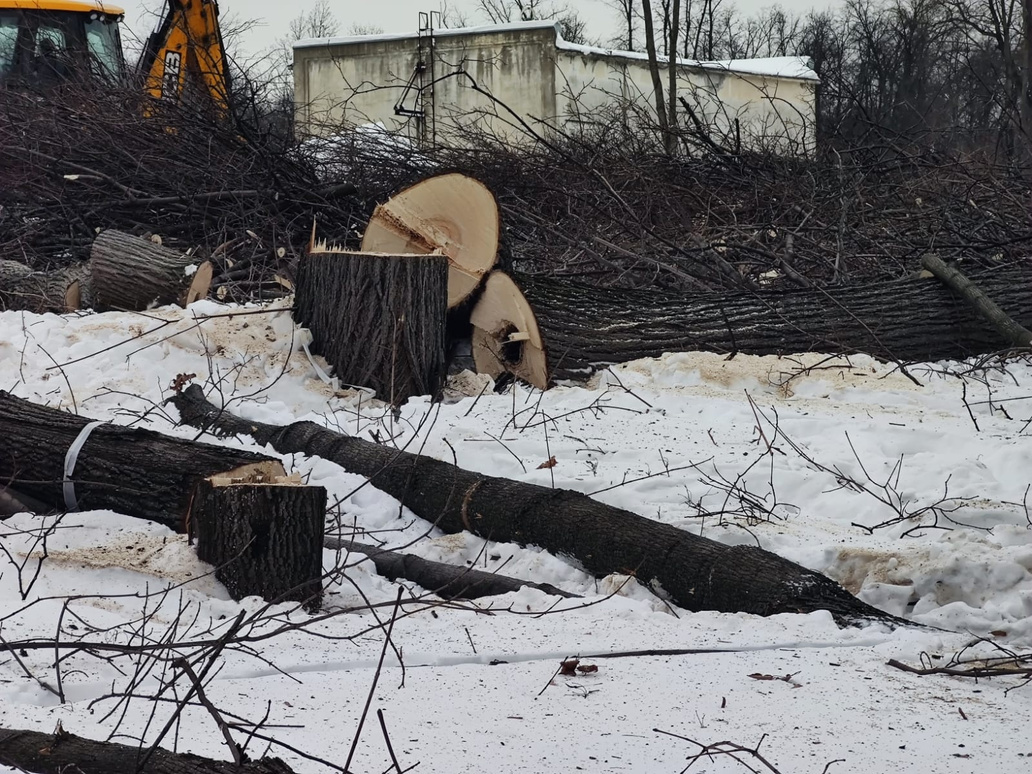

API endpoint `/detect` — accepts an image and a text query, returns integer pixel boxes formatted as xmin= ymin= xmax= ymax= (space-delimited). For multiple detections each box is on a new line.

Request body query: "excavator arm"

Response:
xmin=139 ymin=0 xmax=230 ymax=115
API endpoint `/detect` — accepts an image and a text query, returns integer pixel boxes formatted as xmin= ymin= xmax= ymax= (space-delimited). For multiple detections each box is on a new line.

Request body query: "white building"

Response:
xmin=293 ymin=20 xmax=818 ymax=155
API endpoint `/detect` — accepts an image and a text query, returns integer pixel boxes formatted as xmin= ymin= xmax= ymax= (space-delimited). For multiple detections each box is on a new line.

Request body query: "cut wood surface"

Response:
xmin=327 ymin=537 xmax=580 ymax=600
xmin=471 ymin=265 xmax=1032 ymax=384
xmin=294 ymin=247 xmax=448 ymax=404
xmin=0 ymin=392 xmax=285 ymax=531
xmin=90 ymin=229 xmax=212 ymax=312
xmin=194 ymin=475 xmax=326 ymax=607
xmin=0 ymin=726 xmax=296 ymax=774
xmin=470 ymin=271 xmax=548 ymax=390
xmin=0 ymin=259 xmax=86 ymax=313
xmin=360 ymin=173 xmax=500 ymax=308
xmin=173 ymin=385 xmax=907 ymax=627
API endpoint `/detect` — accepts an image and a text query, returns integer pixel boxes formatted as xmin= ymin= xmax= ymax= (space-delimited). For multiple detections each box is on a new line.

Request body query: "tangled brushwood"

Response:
xmin=3 ymin=78 xmax=1032 ymax=307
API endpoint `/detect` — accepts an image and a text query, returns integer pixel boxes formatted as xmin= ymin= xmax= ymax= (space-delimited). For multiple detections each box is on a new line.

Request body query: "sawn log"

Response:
xmin=173 ymin=385 xmax=905 ymax=627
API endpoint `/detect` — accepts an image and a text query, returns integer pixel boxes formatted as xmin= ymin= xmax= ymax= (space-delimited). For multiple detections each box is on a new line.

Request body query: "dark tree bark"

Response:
xmin=921 ymin=254 xmax=1032 ymax=348
xmin=496 ymin=265 xmax=1032 ymax=381
xmin=90 ymin=229 xmax=212 ymax=312
xmin=194 ymin=478 xmax=326 ymax=607
xmin=0 ymin=259 xmax=87 ymax=313
xmin=294 ymin=249 xmax=448 ymax=404
xmin=173 ymin=385 xmax=906 ymax=627
xmin=0 ymin=392 xmax=285 ymax=531
xmin=327 ymin=538 xmax=580 ymax=600
xmin=0 ymin=726 xmax=296 ymax=774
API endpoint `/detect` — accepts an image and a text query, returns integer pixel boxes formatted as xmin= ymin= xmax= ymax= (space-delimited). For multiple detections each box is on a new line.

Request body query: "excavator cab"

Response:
xmin=0 ymin=0 xmax=125 ymax=87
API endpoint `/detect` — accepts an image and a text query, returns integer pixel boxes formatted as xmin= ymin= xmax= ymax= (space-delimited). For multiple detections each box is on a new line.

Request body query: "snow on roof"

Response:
xmin=294 ymin=19 xmax=819 ymax=83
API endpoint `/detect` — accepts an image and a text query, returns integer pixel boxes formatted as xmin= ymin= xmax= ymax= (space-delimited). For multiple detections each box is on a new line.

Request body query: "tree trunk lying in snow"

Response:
xmin=470 ymin=265 xmax=1032 ymax=385
xmin=0 ymin=726 xmax=296 ymax=774
xmin=173 ymin=385 xmax=906 ymax=627
xmin=0 ymin=391 xmax=285 ymax=531
xmin=327 ymin=538 xmax=580 ymax=600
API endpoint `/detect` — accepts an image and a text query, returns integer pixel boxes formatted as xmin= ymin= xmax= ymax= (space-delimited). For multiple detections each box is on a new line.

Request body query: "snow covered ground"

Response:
xmin=1 ymin=299 xmax=1031 ymax=773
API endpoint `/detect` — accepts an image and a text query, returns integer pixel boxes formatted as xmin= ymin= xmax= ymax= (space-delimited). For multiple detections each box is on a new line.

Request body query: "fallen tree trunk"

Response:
xmin=0 ymin=392 xmax=285 ymax=531
xmin=173 ymin=385 xmax=904 ymax=627
xmin=0 ymin=726 xmax=296 ymax=774
xmin=327 ymin=537 xmax=580 ymax=600
xmin=194 ymin=475 xmax=326 ymax=607
xmin=470 ymin=265 xmax=1032 ymax=385
xmin=90 ymin=230 xmax=213 ymax=312
xmin=295 ymin=246 xmax=448 ymax=403
xmin=0 ymin=259 xmax=87 ymax=313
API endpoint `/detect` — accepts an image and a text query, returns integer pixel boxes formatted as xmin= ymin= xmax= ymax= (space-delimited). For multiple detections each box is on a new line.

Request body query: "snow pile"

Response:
xmin=1 ymin=301 xmax=1030 ymax=773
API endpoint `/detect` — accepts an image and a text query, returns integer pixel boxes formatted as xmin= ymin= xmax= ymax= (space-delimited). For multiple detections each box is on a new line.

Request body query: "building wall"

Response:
xmin=294 ymin=22 xmax=816 ymax=154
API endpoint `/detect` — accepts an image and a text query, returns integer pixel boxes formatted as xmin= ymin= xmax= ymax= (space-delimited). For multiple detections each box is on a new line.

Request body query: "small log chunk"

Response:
xmin=0 ymin=259 xmax=87 ymax=313
xmin=0 ymin=725 xmax=297 ymax=774
xmin=0 ymin=391 xmax=285 ymax=531
xmin=294 ymin=245 xmax=448 ymax=404
xmin=470 ymin=271 xmax=548 ymax=390
xmin=193 ymin=473 xmax=326 ymax=607
xmin=328 ymin=538 xmax=579 ymax=600
xmin=921 ymin=253 xmax=1032 ymax=349
xmin=90 ymin=230 xmax=213 ymax=312
xmin=360 ymin=173 xmax=500 ymax=308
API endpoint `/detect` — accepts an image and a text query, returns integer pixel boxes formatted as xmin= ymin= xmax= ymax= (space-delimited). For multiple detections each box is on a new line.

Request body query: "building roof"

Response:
xmin=294 ymin=19 xmax=819 ymax=83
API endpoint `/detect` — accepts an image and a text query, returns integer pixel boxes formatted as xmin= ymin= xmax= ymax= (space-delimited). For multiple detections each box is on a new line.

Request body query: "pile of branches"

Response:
xmin=0 ymin=84 xmax=402 ymax=301
xmin=432 ymin=125 xmax=1032 ymax=293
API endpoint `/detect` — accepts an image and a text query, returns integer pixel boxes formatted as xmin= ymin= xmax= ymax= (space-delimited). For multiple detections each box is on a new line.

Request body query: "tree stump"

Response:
xmin=294 ymin=246 xmax=449 ymax=404
xmin=360 ymin=173 xmax=500 ymax=308
xmin=90 ymin=229 xmax=213 ymax=312
xmin=192 ymin=474 xmax=326 ymax=608
xmin=0 ymin=259 xmax=87 ymax=313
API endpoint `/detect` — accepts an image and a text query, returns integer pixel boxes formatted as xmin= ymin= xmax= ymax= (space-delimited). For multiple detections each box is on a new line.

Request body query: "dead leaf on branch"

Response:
xmin=169 ymin=373 xmax=196 ymax=393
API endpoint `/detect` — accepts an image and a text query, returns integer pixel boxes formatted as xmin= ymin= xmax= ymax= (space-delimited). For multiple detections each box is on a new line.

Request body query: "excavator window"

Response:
xmin=0 ymin=9 xmax=124 ymax=86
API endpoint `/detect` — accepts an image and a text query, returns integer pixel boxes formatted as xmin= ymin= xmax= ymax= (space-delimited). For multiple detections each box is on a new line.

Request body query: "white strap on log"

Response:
xmin=63 ymin=420 xmax=105 ymax=511
xmin=300 ymin=339 xmax=339 ymax=390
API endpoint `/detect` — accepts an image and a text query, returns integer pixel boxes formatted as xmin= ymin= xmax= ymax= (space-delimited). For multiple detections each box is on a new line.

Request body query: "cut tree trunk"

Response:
xmin=193 ymin=474 xmax=326 ymax=607
xmin=0 ymin=726 xmax=296 ymax=774
xmin=360 ymin=173 xmax=500 ymax=308
xmin=173 ymin=385 xmax=906 ymax=627
xmin=294 ymin=247 xmax=448 ymax=404
xmin=327 ymin=538 xmax=579 ymax=600
xmin=90 ymin=229 xmax=212 ymax=312
xmin=0 ymin=259 xmax=87 ymax=313
xmin=470 ymin=265 xmax=1032 ymax=385
xmin=0 ymin=391 xmax=284 ymax=531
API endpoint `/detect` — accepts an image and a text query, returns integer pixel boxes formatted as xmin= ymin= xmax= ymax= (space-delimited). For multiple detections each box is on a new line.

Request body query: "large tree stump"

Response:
xmin=0 ymin=259 xmax=87 ymax=313
xmin=471 ymin=264 xmax=1032 ymax=385
xmin=294 ymin=246 xmax=448 ymax=404
xmin=0 ymin=391 xmax=285 ymax=531
xmin=90 ymin=230 xmax=213 ymax=312
xmin=360 ymin=173 xmax=500 ymax=308
xmin=0 ymin=725 xmax=296 ymax=774
xmin=193 ymin=474 xmax=326 ymax=607
xmin=173 ymin=385 xmax=907 ymax=627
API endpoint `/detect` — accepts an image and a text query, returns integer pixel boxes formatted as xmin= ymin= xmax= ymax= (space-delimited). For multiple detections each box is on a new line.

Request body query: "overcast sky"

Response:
xmin=119 ymin=0 xmax=839 ymax=59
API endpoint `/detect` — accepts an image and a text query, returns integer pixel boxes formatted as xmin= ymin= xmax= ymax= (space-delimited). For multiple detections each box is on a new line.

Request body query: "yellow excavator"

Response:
xmin=0 ymin=0 xmax=230 ymax=112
